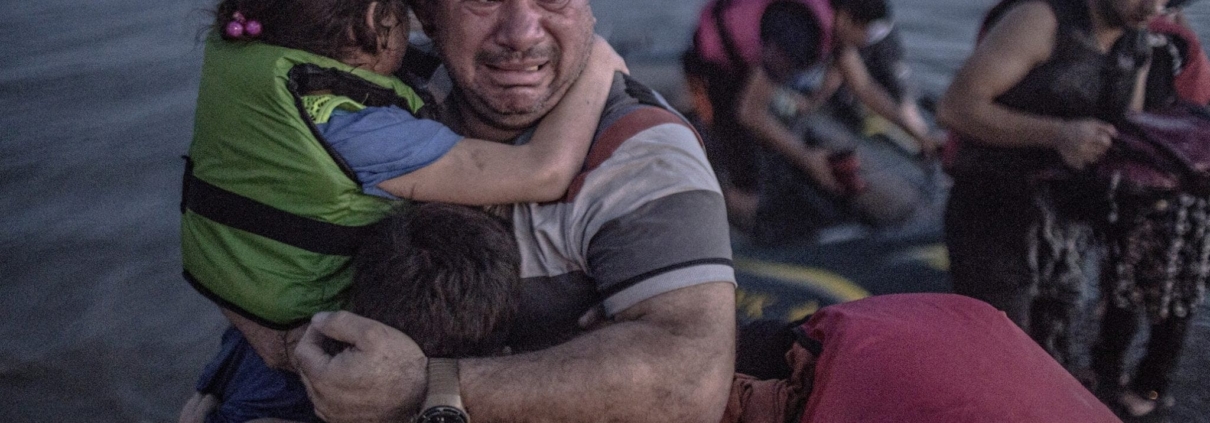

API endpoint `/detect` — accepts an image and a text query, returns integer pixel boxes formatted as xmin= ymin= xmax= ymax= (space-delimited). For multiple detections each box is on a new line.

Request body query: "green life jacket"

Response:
xmin=181 ymin=38 xmax=425 ymax=328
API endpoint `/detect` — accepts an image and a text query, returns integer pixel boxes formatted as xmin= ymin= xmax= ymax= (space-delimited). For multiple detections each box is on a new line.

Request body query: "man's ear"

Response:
xmin=365 ymin=2 xmax=403 ymax=31
xmin=365 ymin=1 xmax=381 ymax=34
xmin=364 ymin=1 xmax=402 ymax=50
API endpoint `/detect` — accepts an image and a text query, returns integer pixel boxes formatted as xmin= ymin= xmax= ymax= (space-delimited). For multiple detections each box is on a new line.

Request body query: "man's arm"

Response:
xmin=463 ymin=281 xmax=735 ymax=422
xmin=295 ymin=282 xmax=736 ymax=423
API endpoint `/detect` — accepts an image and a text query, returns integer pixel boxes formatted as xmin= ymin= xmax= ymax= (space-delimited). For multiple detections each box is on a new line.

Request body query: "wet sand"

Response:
xmin=1 ymin=0 xmax=1207 ymax=421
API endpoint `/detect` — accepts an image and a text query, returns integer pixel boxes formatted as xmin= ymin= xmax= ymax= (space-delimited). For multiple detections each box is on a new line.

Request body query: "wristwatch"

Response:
xmin=416 ymin=358 xmax=470 ymax=423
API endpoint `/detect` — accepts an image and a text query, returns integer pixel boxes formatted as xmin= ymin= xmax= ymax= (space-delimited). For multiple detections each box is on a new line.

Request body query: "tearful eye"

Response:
xmin=464 ymin=0 xmax=502 ymax=8
xmin=535 ymin=0 xmax=572 ymax=9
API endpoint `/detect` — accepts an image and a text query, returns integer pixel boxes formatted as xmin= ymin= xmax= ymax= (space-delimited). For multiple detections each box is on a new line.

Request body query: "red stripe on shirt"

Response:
xmin=561 ymin=107 xmax=697 ymax=202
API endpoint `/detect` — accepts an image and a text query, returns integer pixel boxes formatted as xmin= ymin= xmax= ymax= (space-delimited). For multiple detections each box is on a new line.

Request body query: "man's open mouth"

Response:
xmin=482 ymin=61 xmax=551 ymax=86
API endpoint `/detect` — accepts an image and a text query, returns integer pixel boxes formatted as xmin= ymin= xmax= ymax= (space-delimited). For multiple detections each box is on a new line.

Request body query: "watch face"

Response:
xmin=418 ymin=406 xmax=469 ymax=423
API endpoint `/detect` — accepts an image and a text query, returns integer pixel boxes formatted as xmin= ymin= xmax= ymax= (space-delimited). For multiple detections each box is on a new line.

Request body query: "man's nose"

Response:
xmin=494 ymin=0 xmax=546 ymax=53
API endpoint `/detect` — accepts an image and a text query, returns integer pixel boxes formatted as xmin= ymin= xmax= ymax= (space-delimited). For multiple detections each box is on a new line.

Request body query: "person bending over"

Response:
xmin=734 ymin=0 xmax=938 ymax=196
xmin=735 ymin=0 xmax=927 ymax=244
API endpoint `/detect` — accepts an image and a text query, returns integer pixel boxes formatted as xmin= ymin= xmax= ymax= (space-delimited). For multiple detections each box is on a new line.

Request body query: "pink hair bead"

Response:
xmin=244 ymin=20 xmax=262 ymax=36
xmin=225 ymin=20 xmax=244 ymax=38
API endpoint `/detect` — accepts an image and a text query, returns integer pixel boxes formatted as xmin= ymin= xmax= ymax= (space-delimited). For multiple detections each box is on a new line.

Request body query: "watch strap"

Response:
xmin=422 ymin=358 xmax=464 ymax=411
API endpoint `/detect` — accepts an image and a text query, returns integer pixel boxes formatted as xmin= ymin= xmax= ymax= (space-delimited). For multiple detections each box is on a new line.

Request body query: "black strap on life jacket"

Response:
xmin=287 ymin=63 xmax=425 ymax=112
xmin=181 ymin=156 xmax=379 ymax=257
xmin=285 ymin=63 xmax=436 ymax=185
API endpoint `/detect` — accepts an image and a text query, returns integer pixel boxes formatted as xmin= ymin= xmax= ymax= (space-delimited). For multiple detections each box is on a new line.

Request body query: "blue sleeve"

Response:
xmin=317 ymin=105 xmax=463 ymax=199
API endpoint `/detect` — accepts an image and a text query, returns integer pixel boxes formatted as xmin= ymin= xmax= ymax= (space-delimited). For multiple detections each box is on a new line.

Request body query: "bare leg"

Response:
xmin=178 ymin=392 xmax=218 ymax=423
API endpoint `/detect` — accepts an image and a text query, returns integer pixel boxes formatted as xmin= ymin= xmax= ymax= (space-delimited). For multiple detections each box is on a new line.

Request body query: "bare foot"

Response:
xmin=178 ymin=392 xmax=218 ymax=423
xmin=1118 ymin=390 xmax=1157 ymax=417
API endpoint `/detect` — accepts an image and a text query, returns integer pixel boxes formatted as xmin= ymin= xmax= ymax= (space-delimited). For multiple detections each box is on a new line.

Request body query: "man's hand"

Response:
xmin=797 ymin=149 xmax=845 ymax=195
xmin=1054 ymin=119 xmax=1116 ymax=170
xmin=293 ymin=311 xmax=427 ymax=423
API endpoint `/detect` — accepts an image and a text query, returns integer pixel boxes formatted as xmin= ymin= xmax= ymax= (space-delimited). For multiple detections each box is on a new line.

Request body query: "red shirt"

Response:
xmin=801 ymin=294 xmax=1117 ymax=422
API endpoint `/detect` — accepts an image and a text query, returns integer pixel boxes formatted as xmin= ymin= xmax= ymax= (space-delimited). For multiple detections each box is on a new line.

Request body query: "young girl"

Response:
xmin=178 ymin=0 xmax=625 ymax=421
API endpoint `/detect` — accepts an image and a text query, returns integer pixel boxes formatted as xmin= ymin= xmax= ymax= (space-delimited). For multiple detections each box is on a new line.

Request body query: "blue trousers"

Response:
xmin=195 ymin=327 xmax=319 ymax=423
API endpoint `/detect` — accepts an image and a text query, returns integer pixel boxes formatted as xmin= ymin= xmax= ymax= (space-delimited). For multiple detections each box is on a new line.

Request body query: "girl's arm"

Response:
xmin=378 ymin=36 xmax=624 ymax=205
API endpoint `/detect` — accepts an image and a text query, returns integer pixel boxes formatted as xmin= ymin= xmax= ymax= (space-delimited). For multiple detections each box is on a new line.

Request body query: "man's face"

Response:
xmin=420 ymin=0 xmax=596 ymax=132
xmin=1098 ymin=0 xmax=1167 ymax=28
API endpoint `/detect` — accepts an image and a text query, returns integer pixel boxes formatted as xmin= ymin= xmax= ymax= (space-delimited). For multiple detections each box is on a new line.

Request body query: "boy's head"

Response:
xmin=830 ymin=0 xmax=894 ymax=47
xmin=343 ymin=203 xmax=520 ymax=358
xmin=213 ymin=0 xmax=410 ymax=73
xmin=760 ymin=1 xmax=826 ymax=83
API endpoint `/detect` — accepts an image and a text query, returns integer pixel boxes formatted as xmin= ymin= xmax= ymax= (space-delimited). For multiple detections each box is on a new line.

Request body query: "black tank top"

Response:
xmin=951 ymin=0 xmax=1148 ymax=180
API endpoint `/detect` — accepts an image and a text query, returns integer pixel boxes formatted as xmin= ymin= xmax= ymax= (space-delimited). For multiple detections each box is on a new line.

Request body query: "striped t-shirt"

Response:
xmin=505 ymin=74 xmax=736 ymax=351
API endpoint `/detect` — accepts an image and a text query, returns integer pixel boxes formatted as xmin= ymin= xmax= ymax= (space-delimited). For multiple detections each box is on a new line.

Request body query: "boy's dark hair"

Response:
xmin=344 ymin=203 xmax=520 ymax=358
xmin=761 ymin=1 xmax=826 ymax=70
xmin=213 ymin=0 xmax=408 ymax=61
xmin=830 ymin=0 xmax=892 ymax=24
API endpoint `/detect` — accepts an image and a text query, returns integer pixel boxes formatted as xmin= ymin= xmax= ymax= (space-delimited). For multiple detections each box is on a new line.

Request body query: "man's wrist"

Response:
xmin=417 ymin=358 xmax=468 ymax=423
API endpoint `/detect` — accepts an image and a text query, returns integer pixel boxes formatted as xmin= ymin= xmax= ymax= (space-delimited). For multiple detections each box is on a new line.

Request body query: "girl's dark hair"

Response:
xmin=761 ymin=1 xmax=825 ymax=69
xmin=213 ymin=0 xmax=408 ymax=60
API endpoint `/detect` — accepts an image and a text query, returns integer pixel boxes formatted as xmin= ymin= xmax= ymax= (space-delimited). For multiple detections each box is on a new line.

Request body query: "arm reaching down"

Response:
xmin=835 ymin=47 xmax=936 ymax=155
xmin=378 ymin=36 xmax=626 ymax=204
xmin=736 ymin=67 xmax=843 ymax=194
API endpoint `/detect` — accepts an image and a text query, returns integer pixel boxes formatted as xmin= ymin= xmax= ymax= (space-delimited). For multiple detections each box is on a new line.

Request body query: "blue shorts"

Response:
xmin=195 ymin=327 xmax=319 ymax=423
